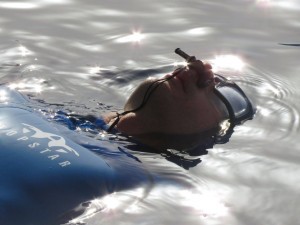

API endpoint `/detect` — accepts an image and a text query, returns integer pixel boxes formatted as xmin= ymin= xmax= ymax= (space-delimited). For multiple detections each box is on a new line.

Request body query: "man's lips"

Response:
xmin=171 ymin=68 xmax=188 ymax=90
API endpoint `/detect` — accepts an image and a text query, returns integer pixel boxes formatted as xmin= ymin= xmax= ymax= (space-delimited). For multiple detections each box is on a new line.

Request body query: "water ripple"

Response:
xmin=222 ymin=67 xmax=300 ymax=141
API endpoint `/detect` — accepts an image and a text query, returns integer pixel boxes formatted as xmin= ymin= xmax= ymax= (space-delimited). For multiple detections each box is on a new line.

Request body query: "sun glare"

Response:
xmin=0 ymin=2 xmax=38 ymax=9
xmin=173 ymin=61 xmax=188 ymax=67
xmin=19 ymin=45 xmax=30 ymax=56
xmin=255 ymin=0 xmax=299 ymax=9
xmin=0 ymin=90 xmax=8 ymax=102
xmin=257 ymin=106 xmax=271 ymax=117
xmin=89 ymin=66 xmax=102 ymax=74
xmin=115 ymin=31 xmax=145 ymax=44
xmin=211 ymin=55 xmax=245 ymax=73
xmin=256 ymin=0 xmax=271 ymax=6
xmin=182 ymin=190 xmax=228 ymax=216
xmin=130 ymin=31 xmax=144 ymax=43
xmin=8 ymin=79 xmax=45 ymax=93
xmin=101 ymin=194 xmax=121 ymax=210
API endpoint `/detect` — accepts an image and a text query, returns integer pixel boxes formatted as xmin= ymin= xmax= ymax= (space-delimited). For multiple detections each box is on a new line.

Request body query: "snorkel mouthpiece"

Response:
xmin=175 ymin=48 xmax=209 ymax=87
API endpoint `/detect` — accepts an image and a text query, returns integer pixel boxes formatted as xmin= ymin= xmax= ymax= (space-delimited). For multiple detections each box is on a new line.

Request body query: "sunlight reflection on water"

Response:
xmin=255 ymin=0 xmax=300 ymax=10
xmin=1 ymin=0 xmax=300 ymax=225
xmin=0 ymin=90 xmax=8 ymax=102
xmin=0 ymin=2 xmax=38 ymax=9
xmin=0 ymin=0 xmax=72 ymax=9
xmin=115 ymin=31 xmax=145 ymax=44
xmin=211 ymin=55 xmax=245 ymax=73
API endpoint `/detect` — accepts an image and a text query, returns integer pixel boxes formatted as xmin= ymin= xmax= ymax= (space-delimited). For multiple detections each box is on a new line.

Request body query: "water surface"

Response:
xmin=1 ymin=0 xmax=300 ymax=224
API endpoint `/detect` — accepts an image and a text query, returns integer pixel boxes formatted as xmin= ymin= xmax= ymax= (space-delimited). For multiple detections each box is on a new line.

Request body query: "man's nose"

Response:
xmin=188 ymin=60 xmax=205 ymax=73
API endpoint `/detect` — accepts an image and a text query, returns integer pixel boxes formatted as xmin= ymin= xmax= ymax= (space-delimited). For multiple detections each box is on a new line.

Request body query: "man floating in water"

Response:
xmin=102 ymin=49 xmax=254 ymax=150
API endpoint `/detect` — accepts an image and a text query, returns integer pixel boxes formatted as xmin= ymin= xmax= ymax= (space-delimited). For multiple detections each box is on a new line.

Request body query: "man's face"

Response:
xmin=123 ymin=62 xmax=227 ymax=135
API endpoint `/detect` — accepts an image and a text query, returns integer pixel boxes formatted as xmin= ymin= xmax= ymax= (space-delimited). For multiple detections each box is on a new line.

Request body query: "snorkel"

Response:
xmin=175 ymin=48 xmax=197 ymax=63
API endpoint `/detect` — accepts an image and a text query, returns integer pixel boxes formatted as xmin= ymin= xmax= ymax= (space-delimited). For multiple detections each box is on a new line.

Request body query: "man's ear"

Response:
xmin=116 ymin=112 xmax=144 ymax=135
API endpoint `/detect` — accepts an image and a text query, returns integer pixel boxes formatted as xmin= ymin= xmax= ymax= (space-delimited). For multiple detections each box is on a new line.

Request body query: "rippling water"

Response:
xmin=1 ymin=0 xmax=300 ymax=224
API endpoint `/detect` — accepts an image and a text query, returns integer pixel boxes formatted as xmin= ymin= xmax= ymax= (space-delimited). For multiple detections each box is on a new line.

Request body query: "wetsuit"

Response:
xmin=0 ymin=85 xmax=147 ymax=225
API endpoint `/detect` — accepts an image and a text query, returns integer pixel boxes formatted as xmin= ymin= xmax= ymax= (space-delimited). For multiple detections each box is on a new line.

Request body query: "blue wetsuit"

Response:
xmin=0 ymin=85 xmax=147 ymax=225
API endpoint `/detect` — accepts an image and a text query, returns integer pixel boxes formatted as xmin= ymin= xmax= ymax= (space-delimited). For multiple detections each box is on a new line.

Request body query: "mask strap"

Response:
xmin=107 ymin=112 xmax=122 ymax=132
xmin=106 ymin=67 xmax=184 ymax=132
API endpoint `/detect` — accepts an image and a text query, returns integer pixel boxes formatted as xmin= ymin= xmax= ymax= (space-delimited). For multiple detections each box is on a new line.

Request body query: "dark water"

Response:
xmin=1 ymin=0 xmax=300 ymax=224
